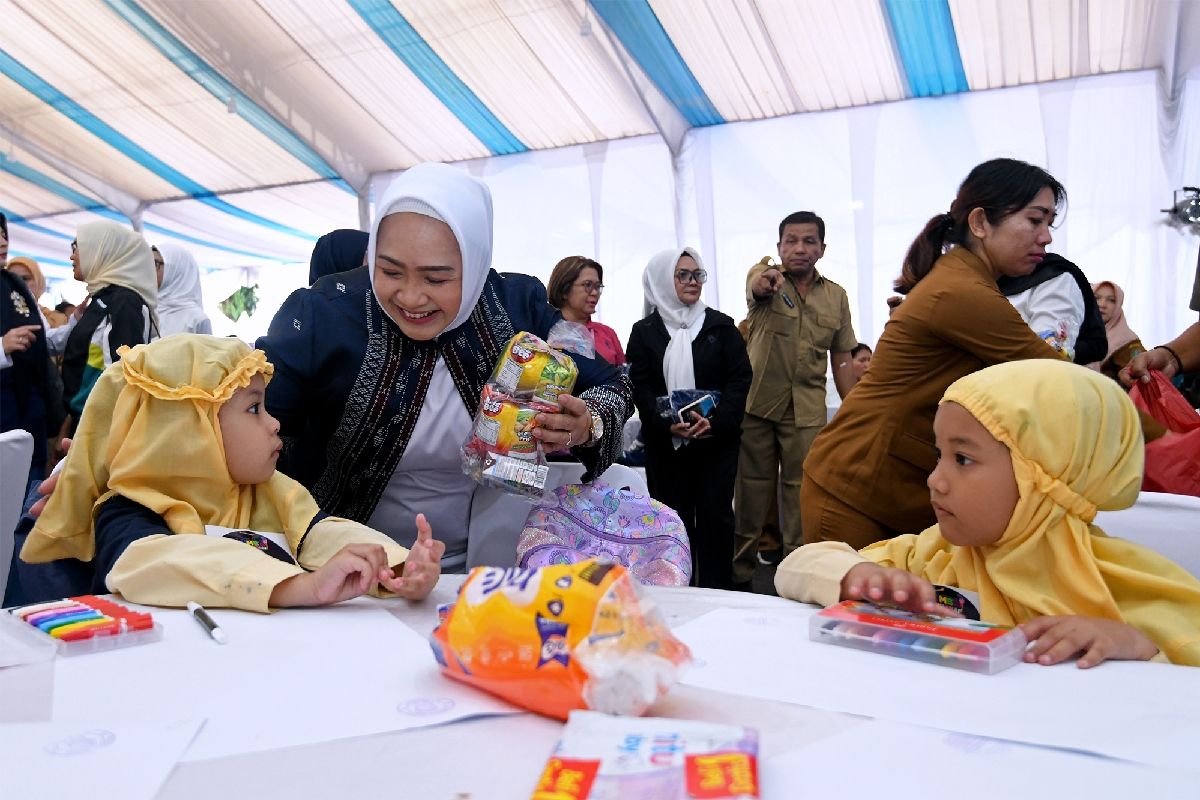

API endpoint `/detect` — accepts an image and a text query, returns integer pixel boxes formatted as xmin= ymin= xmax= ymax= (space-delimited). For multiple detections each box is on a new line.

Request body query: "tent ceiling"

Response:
xmin=0 ymin=0 xmax=1186 ymax=276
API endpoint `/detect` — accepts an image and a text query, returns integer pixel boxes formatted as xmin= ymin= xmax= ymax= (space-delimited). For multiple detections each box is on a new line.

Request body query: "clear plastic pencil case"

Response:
xmin=5 ymin=595 xmax=162 ymax=656
xmin=810 ymin=600 xmax=1027 ymax=674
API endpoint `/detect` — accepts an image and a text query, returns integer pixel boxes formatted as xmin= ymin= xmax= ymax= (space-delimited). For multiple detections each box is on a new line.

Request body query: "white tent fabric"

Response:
xmin=1 ymin=0 xmax=1197 ymax=352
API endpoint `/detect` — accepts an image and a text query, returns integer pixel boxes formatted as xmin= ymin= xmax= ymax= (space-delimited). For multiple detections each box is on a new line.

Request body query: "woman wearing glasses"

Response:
xmin=547 ymin=256 xmax=625 ymax=366
xmin=627 ymin=248 xmax=752 ymax=590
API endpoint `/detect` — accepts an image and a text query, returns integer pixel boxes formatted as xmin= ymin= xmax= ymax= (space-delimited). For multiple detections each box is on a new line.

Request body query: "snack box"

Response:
xmin=5 ymin=595 xmax=162 ymax=656
xmin=809 ymin=600 xmax=1027 ymax=674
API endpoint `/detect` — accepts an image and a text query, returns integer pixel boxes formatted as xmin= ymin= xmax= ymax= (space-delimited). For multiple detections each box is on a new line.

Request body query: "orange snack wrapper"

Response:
xmin=430 ymin=560 xmax=691 ymax=720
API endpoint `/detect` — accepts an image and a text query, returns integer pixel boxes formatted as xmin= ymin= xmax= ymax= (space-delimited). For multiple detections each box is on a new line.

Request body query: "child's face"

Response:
xmin=927 ymin=402 xmax=1019 ymax=548
xmin=218 ymin=374 xmax=282 ymax=485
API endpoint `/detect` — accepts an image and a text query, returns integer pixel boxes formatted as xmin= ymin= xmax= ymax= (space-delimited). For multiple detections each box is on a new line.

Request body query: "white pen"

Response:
xmin=186 ymin=601 xmax=228 ymax=645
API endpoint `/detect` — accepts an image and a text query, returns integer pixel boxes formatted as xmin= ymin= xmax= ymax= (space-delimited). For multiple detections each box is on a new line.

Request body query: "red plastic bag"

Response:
xmin=1129 ymin=372 xmax=1200 ymax=497
xmin=1129 ymin=371 xmax=1200 ymax=433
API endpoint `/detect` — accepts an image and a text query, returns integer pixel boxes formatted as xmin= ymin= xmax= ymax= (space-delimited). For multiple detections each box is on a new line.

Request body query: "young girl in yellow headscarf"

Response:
xmin=22 ymin=335 xmax=444 ymax=611
xmin=776 ymin=359 xmax=1200 ymax=668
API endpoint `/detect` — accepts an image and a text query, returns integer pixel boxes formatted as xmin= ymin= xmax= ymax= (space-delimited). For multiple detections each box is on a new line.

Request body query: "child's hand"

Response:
xmin=1019 ymin=616 xmax=1160 ymax=668
xmin=840 ymin=563 xmax=943 ymax=614
xmin=271 ymin=543 xmax=395 ymax=608
xmin=377 ymin=513 xmax=445 ymax=601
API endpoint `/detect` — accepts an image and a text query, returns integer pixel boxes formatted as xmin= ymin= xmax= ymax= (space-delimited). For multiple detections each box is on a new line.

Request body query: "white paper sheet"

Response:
xmin=674 ymin=607 xmax=1200 ymax=772
xmin=50 ymin=599 xmax=519 ymax=761
xmin=763 ymin=719 xmax=1193 ymax=799
xmin=0 ymin=718 xmax=203 ymax=800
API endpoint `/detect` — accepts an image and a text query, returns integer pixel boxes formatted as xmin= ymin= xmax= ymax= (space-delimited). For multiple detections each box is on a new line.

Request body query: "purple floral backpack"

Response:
xmin=516 ymin=481 xmax=692 ymax=586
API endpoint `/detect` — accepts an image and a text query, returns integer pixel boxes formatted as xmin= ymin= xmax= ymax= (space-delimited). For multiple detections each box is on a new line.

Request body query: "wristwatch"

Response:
xmin=585 ymin=410 xmax=604 ymax=447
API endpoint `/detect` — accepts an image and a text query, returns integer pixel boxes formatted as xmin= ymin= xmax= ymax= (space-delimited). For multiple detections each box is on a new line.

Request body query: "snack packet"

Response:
xmin=491 ymin=331 xmax=579 ymax=410
xmin=430 ymin=560 xmax=691 ymax=720
xmin=462 ymin=386 xmax=549 ymax=498
xmin=531 ymin=711 xmax=760 ymax=800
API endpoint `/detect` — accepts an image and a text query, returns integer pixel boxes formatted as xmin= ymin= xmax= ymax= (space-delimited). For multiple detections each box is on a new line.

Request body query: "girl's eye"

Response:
xmin=955 ymin=453 xmax=973 ymax=466
xmin=248 ymin=403 xmax=260 ymax=415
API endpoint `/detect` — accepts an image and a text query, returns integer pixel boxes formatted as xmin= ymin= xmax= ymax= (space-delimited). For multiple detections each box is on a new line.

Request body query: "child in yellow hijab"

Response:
xmin=22 ymin=335 xmax=444 ymax=611
xmin=776 ymin=359 xmax=1200 ymax=668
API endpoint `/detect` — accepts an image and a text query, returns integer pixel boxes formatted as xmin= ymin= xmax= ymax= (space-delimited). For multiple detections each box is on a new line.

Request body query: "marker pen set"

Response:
xmin=6 ymin=595 xmax=162 ymax=656
xmin=809 ymin=600 xmax=1027 ymax=674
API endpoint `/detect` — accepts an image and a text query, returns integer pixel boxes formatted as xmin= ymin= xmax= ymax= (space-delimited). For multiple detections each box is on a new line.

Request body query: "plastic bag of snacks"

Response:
xmin=546 ymin=319 xmax=596 ymax=361
xmin=462 ymin=329 xmax=582 ymax=498
xmin=489 ymin=330 xmax=580 ymax=410
xmin=430 ymin=560 xmax=691 ymax=720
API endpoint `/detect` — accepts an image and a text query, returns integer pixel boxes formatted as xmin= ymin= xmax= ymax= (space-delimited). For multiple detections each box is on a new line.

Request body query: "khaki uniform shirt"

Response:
xmin=743 ymin=262 xmax=857 ymax=426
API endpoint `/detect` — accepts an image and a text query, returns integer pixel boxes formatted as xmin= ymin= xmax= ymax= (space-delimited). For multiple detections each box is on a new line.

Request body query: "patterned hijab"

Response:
xmin=860 ymin=360 xmax=1200 ymax=665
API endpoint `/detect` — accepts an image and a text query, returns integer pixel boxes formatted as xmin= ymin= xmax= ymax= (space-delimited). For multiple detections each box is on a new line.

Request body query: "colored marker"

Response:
xmin=187 ymin=602 xmax=228 ymax=645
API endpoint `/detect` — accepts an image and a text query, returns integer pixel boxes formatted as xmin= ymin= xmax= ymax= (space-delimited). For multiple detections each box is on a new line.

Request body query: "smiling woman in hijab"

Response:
xmin=62 ymin=221 xmax=158 ymax=427
xmin=308 ymin=229 xmax=369 ymax=286
xmin=154 ymin=244 xmax=211 ymax=337
xmin=626 ymin=247 xmax=752 ymax=590
xmin=257 ymin=163 xmax=632 ymax=570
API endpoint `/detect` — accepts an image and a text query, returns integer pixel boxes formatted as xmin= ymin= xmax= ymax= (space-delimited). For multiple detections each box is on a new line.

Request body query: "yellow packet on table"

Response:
xmin=430 ymin=560 xmax=691 ymax=720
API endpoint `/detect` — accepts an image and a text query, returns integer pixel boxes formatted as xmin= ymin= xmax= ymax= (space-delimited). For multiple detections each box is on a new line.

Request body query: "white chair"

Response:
xmin=1094 ymin=492 xmax=1200 ymax=579
xmin=0 ymin=430 xmax=34 ymax=600
xmin=465 ymin=461 xmax=651 ymax=569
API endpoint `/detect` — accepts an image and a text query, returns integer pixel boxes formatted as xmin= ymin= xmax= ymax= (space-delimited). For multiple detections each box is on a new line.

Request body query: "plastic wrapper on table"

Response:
xmin=430 ymin=560 xmax=691 ymax=720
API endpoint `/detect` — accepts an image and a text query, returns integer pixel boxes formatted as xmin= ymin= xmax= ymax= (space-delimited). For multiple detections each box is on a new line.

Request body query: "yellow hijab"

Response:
xmin=23 ymin=335 xmax=319 ymax=563
xmin=861 ymin=360 xmax=1200 ymax=666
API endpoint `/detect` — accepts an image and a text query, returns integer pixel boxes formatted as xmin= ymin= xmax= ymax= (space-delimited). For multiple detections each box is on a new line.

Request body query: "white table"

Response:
xmin=1 ymin=576 xmax=1194 ymax=799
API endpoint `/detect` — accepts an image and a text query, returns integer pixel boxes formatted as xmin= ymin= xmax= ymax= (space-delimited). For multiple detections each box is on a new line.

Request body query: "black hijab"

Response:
xmin=308 ymin=229 xmax=368 ymax=286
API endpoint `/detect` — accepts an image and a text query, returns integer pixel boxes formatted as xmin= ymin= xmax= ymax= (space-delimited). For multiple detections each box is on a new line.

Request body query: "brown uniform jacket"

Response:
xmin=743 ymin=262 xmax=856 ymax=426
xmin=803 ymin=247 xmax=1059 ymax=534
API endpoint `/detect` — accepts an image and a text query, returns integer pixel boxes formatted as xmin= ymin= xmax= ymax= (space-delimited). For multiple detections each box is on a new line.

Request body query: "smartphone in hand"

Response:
xmin=677 ymin=394 xmax=716 ymax=424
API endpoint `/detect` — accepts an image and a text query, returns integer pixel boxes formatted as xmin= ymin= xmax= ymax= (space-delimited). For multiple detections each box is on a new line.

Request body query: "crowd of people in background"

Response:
xmin=4 ymin=156 xmax=1200 ymax=665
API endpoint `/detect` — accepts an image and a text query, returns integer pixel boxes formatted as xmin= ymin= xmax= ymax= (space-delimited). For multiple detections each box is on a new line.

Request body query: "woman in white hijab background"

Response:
xmin=62 ymin=220 xmax=158 ymax=429
xmin=626 ymin=247 xmax=752 ymax=590
xmin=257 ymin=162 xmax=632 ymax=570
xmin=154 ymin=244 xmax=212 ymax=336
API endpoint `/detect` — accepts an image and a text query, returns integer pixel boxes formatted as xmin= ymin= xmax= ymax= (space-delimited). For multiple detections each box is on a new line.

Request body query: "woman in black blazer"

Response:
xmin=627 ymin=247 xmax=752 ymax=590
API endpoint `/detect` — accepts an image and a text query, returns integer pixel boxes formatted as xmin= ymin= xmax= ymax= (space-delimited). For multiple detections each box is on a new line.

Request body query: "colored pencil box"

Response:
xmin=5 ymin=595 xmax=162 ymax=656
xmin=810 ymin=600 xmax=1027 ymax=675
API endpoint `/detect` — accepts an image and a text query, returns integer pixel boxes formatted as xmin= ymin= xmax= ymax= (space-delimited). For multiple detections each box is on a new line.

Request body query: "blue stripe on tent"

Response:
xmin=3 ymin=161 xmax=277 ymax=258
xmin=0 ymin=48 xmax=316 ymax=240
xmin=589 ymin=0 xmax=723 ymax=127
xmin=0 ymin=157 xmax=120 ymax=217
xmin=347 ymin=0 xmax=526 ymax=155
xmin=5 ymin=215 xmax=74 ymax=241
xmin=10 ymin=250 xmax=73 ymax=268
xmin=882 ymin=0 xmax=969 ymax=97
xmin=102 ymin=0 xmax=350 ymax=193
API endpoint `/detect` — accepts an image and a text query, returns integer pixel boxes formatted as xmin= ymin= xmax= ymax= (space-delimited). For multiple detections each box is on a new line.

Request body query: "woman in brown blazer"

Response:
xmin=801 ymin=159 xmax=1064 ymax=549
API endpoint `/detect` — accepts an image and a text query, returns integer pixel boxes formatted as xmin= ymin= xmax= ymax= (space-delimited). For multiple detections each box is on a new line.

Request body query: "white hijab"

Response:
xmin=155 ymin=243 xmax=204 ymax=315
xmin=77 ymin=220 xmax=157 ymax=314
xmin=642 ymin=246 xmax=708 ymax=393
xmin=366 ymin=162 xmax=493 ymax=337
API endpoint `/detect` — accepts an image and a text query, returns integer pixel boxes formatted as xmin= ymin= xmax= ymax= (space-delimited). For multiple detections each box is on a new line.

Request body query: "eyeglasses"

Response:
xmin=675 ymin=269 xmax=707 ymax=285
xmin=70 ymin=241 xmax=78 ymax=253
xmin=574 ymin=280 xmax=604 ymax=295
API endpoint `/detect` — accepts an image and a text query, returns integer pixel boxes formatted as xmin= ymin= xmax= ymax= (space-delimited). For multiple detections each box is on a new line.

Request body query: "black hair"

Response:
xmin=850 ymin=343 xmax=872 ymax=358
xmin=778 ymin=211 xmax=825 ymax=243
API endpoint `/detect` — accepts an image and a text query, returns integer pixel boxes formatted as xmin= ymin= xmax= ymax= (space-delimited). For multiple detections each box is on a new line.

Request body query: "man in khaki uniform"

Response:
xmin=733 ymin=211 xmax=856 ymax=586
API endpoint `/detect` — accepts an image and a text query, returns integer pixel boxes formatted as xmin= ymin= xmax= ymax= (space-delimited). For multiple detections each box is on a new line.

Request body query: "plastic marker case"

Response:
xmin=810 ymin=600 xmax=1027 ymax=674
xmin=6 ymin=595 xmax=162 ymax=656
